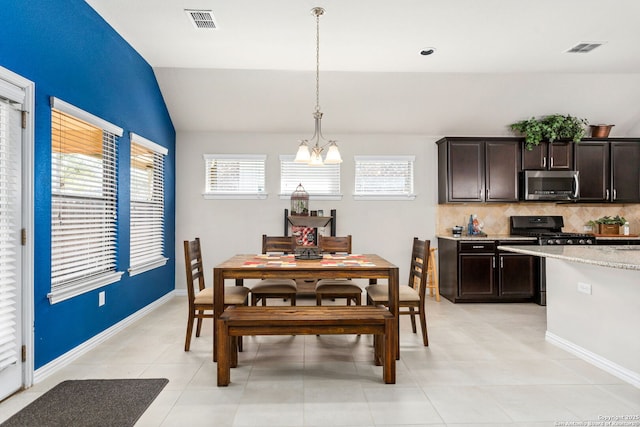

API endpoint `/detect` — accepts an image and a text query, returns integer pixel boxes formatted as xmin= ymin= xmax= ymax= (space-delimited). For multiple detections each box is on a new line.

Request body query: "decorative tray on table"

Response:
xmin=294 ymin=247 xmax=323 ymax=260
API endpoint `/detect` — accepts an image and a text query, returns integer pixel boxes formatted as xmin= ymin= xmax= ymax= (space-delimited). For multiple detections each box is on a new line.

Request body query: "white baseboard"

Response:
xmin=34 ymin=291 xmax=176 ymax=384
xmin=173 ymin=288 xmax=187 ymax=297
xmin=546 ymin=331 xmax=640 ymax=388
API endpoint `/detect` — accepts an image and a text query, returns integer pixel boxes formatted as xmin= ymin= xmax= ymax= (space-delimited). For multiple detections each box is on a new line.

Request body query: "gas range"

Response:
xmin=531 ymin=232 xmax=595 ymax=246
xmin=510 ymin=216 xmax=596 ymax=246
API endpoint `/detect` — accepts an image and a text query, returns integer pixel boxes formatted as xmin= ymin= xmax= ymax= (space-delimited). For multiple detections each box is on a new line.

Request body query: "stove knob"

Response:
xmin=586 ymin=239 xmax=593 ymax=245
xmin=555 ymin=239 xmax=562 ymax=245
xmin=578 ymin=239 xmax=585 ymax=244
xmin=547 ymin=239 xmax=554 ymax=245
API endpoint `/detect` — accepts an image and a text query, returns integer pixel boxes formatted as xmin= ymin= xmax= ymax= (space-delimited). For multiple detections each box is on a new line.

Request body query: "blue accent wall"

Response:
xmin=1 ymin=0 xmax=176 ymax=368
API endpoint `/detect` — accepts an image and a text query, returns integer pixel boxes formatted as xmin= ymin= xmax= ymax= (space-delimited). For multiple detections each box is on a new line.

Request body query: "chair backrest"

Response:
xmin=262 ymin=235 xmax=295 ymax=254
xmin=409 ymin=237 xmax=430 ymax=299
xmin=318 ymin=235 xmax=352 ymax=253
xmin=184 ymin=238 xmax=206 ymax=304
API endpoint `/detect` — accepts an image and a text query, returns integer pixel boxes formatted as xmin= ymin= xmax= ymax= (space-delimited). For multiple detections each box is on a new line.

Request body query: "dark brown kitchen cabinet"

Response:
xmin=574 ymin=139 xmax=640 ymax=203
xmin=610 ymin=141 xmax=640 ymax=203
xmin=437 ymin=137 xmax=520 ymax=203
xmin=574 ymin=141 xmax=609 ymax=201
xmin=438 ymin=238 xmax=539 ymax=303
xmin=522 ymin=141 xmax=573 ymax=170
xmin=499 ymin=253 xmax=537 ymax=297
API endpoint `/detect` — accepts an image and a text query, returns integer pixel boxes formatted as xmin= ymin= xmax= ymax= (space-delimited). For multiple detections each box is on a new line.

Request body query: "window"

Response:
xmin=203 ymin=154 xmax=266 ymax=199
xmin=49 ymin=97 xmax=123 ymax=304
xmin=354 ymin=155 xmax=415 ymax=200
xmin=129 ymin=133 xmax=168 ymax=276
xmin=279 ymin=155 xmax=341 ymax=200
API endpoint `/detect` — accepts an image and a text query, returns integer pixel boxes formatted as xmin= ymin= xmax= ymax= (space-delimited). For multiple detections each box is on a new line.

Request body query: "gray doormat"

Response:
xmin=1 ymin=378 xmax=168 ymax=427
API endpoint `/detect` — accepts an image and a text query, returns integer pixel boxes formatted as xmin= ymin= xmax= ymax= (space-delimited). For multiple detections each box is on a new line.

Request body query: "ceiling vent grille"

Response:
xmin=185 ymin=9 xmax=217 ymax=30
xmin=566 ymin=42 xmax=604 ymax=53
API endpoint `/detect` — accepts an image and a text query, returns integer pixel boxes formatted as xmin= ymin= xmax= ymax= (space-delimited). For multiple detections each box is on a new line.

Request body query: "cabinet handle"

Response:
xmin=500 ymin=258 xmax=504 ymax=269
xmin=472 ymin=245 xmax=485 ymax=249
xmin=550 ymin=157 xmax=554 ymax=168
xmin=606 ymin=189 xmax=610 ymax=200
xmin=493 ymin=257 xmax=496 ymax=268
xmin=542 ymin=157 xmax=546 ymax=168
xmin=486 ymin=188 xmax=490 ymax=200
xmin=613 ymin=189 xmax=617 ymax=200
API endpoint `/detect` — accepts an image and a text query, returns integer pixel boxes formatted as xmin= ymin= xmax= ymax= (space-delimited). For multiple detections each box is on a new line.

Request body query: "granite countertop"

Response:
xmin=437 ymin=234 xmax=537 ymax=242
xmin=497 ymin=245 xmax=640 ymax=271
xmin=593 ymin=235 xmax=640 ymax=241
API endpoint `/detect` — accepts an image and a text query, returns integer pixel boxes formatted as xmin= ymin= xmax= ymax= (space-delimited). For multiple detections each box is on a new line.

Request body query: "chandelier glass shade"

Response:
xmin=294 ymin=7 xmax=342 ymax=166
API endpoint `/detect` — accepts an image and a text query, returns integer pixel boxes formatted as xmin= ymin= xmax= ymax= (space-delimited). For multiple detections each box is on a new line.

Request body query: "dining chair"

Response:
xmin=315 ymin=235 xmax=362 ymax=306
xmin=365 ymin=237 xmax=430 ymax=346
xmin=250 ymin=235 xmax=298 ymax=306
xmin=184 ymin=238 xmax=250 ymax=351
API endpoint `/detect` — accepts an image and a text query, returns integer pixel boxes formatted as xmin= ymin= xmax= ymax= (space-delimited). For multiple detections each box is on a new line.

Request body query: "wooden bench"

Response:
xmin=216 ymin=306 xmax=396 ymax=386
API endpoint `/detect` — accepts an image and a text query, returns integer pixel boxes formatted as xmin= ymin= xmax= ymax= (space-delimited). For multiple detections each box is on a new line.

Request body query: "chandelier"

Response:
xmin=294 ymin=7 xmax=342 ymax=166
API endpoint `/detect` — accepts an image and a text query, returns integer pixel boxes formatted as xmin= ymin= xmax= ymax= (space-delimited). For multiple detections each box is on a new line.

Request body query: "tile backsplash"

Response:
xmin=437 ymin=203 xmax=640 ymax=235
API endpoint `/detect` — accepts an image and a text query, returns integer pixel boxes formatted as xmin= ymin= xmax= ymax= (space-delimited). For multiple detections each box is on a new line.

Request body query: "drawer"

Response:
xmin=459 ymin=242 xmax=496 ymax=253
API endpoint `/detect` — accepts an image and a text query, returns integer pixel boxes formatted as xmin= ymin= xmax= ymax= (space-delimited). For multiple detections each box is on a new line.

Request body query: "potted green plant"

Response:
xmin=510 ymin=114 xmax=589 ymax=150
xmin=588 ymin=215 xmax=626 ymax=235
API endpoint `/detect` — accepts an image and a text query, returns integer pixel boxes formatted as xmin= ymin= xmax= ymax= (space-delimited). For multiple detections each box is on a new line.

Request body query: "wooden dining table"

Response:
xmin=213 ymin=253 xmax=400 ymax=361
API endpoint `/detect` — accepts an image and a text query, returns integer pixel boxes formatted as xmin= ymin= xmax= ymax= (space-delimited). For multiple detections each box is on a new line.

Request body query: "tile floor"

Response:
xmin=0 ymin=295 xmax=638 ymax=426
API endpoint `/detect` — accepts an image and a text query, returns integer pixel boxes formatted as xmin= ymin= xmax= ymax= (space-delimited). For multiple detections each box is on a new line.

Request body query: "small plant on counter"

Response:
xmin=588 ymin=215 xmax=627 ymax=234
xmin=509 ymin=114 xmax=589 ymax=150
xmin=595 ymin=215 xmax=626 ymax=225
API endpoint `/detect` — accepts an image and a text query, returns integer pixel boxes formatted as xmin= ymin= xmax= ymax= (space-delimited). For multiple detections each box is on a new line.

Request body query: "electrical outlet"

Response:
xmin=577 ymin=282 xmax=592 ymax=295
xmin=99 ymin=291 xmax=105 ymax=306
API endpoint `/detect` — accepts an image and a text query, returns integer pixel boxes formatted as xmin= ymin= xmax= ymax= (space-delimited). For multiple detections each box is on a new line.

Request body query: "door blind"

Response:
xmin=50 ymin=107 xmax=122 ymax=303
xmin=129 ymin=134 xmax=167 ymax=274
xmin=0 ymin=98 xmax=20 ymax=371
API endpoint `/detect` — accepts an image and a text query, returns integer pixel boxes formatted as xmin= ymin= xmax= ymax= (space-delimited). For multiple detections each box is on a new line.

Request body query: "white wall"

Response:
xmin=175 ymin=131 xmax=439 ymax=289
xmin=545 ymin=258 xmax=640 ymax=386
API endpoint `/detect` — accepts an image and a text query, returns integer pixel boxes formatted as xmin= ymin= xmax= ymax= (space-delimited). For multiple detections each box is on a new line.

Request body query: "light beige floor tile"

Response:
xmin=303 ymin=402 xmax=373 ymax=426
xmin=2 ymin=295 xmax=638 ymax=427
xmin=232 ymin=402 xmax=304 ymax=426
xmin=422 ymin=385 xmax=513 ymax=424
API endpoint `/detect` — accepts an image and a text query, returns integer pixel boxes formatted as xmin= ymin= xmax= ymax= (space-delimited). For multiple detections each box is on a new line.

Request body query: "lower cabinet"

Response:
xmin=438 ymin=238 xmax=539 ymax=303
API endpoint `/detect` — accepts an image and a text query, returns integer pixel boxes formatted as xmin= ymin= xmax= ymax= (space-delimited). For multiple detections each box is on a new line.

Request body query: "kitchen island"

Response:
xmin=498 ymin=244 xmax=640 ymax=388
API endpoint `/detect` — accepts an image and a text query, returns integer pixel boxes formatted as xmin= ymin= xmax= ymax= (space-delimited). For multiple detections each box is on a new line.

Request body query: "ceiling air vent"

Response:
xmin=185 ymin=9 xmax=217 ymax=30
xmin=565 ymin=42 xmax=604 ymax=53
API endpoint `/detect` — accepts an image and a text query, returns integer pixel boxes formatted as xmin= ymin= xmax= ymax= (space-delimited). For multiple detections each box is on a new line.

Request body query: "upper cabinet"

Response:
xmin=522 ymin=141 xmax=573 ymax=170
xmin=575 ymin=139 xmax=640 ymax=203
xmin=437 ymin=137 xmax=520 ymax=203
xmin=438 ymin=137 xmax=640 ymax=204
xmin=610 ymin=140 xmax=640 ymax=203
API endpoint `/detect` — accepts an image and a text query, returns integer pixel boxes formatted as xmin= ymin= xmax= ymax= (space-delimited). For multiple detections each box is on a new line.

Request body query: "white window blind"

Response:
xmin=0 ymin=97 xmax=20 ymax=371
xmin=49 ymin=98 xmax=124 ymax=304
xmin=203 ymin=154 xmax=266 ymax=199
xmin=279 ymin=155 xmax=341 ymax=200
xmin=129 ymin=133 xmax=168 ymax=276
xmin=354 ymin=155 xmax=416 ymax=200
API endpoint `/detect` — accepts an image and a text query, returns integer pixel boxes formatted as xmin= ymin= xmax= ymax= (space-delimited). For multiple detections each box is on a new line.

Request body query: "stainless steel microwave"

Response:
xmin=523 ymin=170 xmax=579 ymax=201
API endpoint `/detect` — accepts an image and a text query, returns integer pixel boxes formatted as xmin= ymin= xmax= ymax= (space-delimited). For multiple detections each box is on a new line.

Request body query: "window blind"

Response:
xmin=129 ymin=133 xmax=168 ymax=275
xmin=0 ymin=97 xmax=20 ymax=371
xmin=49 ymin=103 xmax=123 ymax=304
xmin=279 ymin=155 xmax=341 ymax=198
xmin=203 ymin=154 xmax=266 ymax=199
xmin=354 ymin=155 xmax=415 ymax=199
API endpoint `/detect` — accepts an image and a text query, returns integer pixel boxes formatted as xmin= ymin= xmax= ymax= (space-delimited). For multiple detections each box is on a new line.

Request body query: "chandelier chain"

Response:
xmin=315 ymin=9 xmax=321 ymax=113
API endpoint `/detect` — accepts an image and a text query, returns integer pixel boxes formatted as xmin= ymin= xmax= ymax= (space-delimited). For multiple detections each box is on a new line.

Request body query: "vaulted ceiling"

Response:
xmin=85 ymin=0 xmax=640 ymax=135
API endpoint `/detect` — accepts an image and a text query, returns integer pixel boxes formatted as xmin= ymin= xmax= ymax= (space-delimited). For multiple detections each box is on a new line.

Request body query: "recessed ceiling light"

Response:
xmin=420 ymin=47 xmax=436 ymax=56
